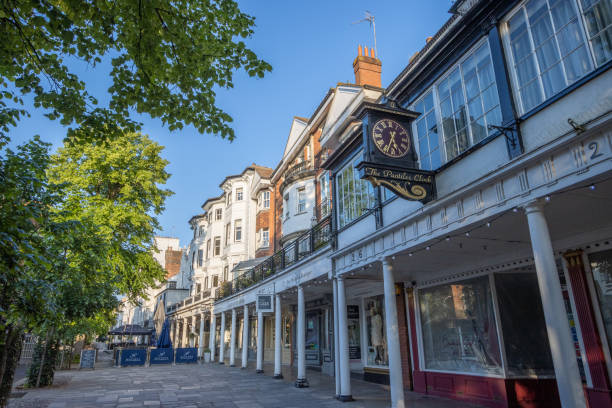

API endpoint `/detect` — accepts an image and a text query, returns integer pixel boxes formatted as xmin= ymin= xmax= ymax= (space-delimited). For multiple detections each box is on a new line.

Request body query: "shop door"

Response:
xmin=305 ymin=311 xmax=321 ymax=366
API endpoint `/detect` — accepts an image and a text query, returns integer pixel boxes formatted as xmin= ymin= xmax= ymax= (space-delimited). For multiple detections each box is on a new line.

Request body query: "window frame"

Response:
xmin=236 ymin=187 xmax=243 ymax=201
xmin=215 ymin=208 xmax=222 ymax=221
xmin=409 ymin=37 xmax=502 ymax=167
xmin=262 ymin=228 xmax=270 ymax=248
xmin=500 ymin=0 xmax=596 ymax=115
xmin=297 ymin=187 xmax=307 ymax=214
xmin=262 ymin=190 xmax=270 ymax=209
xmin=214 ymin=237 xmax=221 ymax=256
xmin=234 ymin=219 xmax=242 ymax=242
xmin=335 ymin=151 xmax=376 ymax=229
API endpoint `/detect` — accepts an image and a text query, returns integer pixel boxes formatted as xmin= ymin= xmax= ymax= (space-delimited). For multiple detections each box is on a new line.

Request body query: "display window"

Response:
xmin=347 ymin=305 xmax=361 ymax=360
xmin=418 ymin=276 xmax=502 ymax=375
xmin=589 ymin=249 xmax=612 ymax=357
xmin=283 ymin=314 xmax=292 ymax=348
xmin=249 ymin=318 xmax=257 ymax=350
xmin=365 ymin=295 xmax=388 ymax=367
xmin=306 ymin=311 xmax=320 ymax=351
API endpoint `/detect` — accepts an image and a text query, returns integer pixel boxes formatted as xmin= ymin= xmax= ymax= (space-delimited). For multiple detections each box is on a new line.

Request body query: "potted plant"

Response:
xmin=203 ymin=348 xmax=211 ymax=363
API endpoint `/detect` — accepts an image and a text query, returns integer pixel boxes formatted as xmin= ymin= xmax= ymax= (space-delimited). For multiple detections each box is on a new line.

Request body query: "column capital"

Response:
xmin=381 ymin=257 xmax=393 ymax=268
xmin=522 ymin=198 xmax=546 ymax=215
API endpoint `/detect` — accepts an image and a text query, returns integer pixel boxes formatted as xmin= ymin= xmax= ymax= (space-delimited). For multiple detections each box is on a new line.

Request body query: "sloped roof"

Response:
xmin=282 ymin=117 xmax=309 ymax=159
xmin=250 ymin=164 xmax=273 ymax=179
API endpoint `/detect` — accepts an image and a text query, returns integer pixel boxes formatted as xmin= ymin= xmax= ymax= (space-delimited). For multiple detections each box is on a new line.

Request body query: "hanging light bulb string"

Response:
xmin=404 ymin=175 xmax=611 ymax=258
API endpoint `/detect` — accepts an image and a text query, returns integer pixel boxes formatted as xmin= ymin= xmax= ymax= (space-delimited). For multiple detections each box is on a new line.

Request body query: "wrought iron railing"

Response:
xmin=215 ymin=216 xmax=333 ymax=301
xmin=285 ymin=161 xmax=312 ymax=179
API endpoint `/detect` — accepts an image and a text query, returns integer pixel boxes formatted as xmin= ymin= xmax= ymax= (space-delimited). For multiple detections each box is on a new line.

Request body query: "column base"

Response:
xmin=273 ymin=374 xmax=283 ymax=379
xmin=337 ymin=395 xmax=353 ymax=402
xmin=229 ymin=364 xmax=235 ymax=367
xmin=219 ymin=362 xmax=224 ymax=365
xmin=256 ymin=369 xmax=264 ymax=373
xmin=295 ymin=378 xmax=309 ymax=388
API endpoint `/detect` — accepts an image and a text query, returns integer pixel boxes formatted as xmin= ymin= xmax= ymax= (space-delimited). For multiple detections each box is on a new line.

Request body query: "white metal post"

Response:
xmin=274 ymin=294 xmax=283 ymax=378
xmin=333 ymin=278 xmax=341 ymax=397
xmin=337 ymin=276 xmax=353 ymax=401
xmin=295 ymin=284 xmax=309 ymax=387
xmin=219 ymin=311 xmax=226 ymax=364
xmin=230 ymin=308 xmax=237 ymax=366
xmin=242 ymin=304 xmax=249 ymax=368
xmin=382 ymin=259 xmax=405 ymax=408
xmin=198 ymin=313 xmax=205 ymax=358
xmin=209 ymin=311 xmax=216 ymax=362
xmin=256 ymin=310 xmax=264 ymax=373
xmin=524 ymin=202 xmax=587 ymax=408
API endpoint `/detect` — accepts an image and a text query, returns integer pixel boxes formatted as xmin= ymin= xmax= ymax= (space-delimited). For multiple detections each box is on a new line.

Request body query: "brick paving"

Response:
xmin=9 ymin=361 xmax=484 ymax=408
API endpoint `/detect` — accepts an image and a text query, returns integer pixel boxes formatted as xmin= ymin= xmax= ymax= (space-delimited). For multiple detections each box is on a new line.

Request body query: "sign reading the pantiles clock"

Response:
xmin=355 ymin=101 xmax=436 ymax=203
xmin=357 ymin=162 xmax=435 ymax=203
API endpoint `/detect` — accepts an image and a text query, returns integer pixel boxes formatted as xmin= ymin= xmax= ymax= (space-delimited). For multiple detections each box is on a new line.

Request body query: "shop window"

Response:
xmin=418 ymin=276 xmax=503 ymax=375
xmin=503 ymin=0 xmax=594 ymax=114
xmin=283 ymin=314 xmax=292 ymax=348
xmin=494 ymin=273 xmax=554 ymax=376
xmin=589 ymin=249 xmax=612 ymax=356
xmin=348 ymin=305 xmax=361 ymax=360
xmin=365 ymin=295 xmax=388 ymax=366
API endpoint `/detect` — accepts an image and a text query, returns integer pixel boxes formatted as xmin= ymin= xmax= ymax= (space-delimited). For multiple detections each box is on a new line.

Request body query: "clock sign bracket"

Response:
xmin=355 ymin=102 xmax=437 ymax=203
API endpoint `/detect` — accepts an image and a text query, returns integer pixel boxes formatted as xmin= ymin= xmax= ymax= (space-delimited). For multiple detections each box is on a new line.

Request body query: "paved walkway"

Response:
xmin=9 ymin=361 xmax=484 ymax=408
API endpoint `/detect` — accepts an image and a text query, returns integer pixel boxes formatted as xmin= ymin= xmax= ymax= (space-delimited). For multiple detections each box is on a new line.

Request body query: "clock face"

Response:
xmin=371 ymin=119 xmax=410 ymax=158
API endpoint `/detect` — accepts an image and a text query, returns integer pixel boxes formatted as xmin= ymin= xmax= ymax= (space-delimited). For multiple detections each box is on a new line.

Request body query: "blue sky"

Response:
xmin=10 ymin=1 xmax=453 ymax=246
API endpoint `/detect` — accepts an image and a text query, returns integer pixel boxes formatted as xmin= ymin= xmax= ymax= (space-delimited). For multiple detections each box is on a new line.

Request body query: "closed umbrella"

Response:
xmin=156 ymin=318 xmax=173 ymax=348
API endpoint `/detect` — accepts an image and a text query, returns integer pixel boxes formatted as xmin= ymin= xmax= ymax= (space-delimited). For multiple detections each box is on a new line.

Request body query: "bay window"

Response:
xmin=503 ymin=0 xmax=604 ymax=114
xmin=410 ymin=39 xmax=502 ymax=166
xmin=336 ymin=154 xmax=376 ymax=228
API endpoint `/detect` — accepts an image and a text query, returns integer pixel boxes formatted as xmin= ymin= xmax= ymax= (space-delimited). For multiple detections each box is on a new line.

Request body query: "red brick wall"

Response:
xmin=255 ymin=208 xmax=273 ymax=258
xmin=164 ymin=249 xmax=182 ymax=279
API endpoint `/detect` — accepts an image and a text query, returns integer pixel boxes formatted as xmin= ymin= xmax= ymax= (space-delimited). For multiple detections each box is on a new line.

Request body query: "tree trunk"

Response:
xmin=0 ymin=325 xmax=23 ymax=408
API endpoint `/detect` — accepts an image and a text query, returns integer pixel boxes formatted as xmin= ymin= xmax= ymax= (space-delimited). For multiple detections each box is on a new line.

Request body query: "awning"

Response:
xmin=108 ymin=324 xmax=154 ymax=336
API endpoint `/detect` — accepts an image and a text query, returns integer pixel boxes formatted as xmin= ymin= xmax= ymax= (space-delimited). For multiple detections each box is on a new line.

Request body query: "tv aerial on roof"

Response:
xmin=352 ymin=11 xmax=378 ymax=58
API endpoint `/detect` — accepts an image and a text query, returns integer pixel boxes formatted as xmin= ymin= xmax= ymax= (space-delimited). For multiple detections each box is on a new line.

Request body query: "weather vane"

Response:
xmin=352 ymin=11 xmax=378 ymax=58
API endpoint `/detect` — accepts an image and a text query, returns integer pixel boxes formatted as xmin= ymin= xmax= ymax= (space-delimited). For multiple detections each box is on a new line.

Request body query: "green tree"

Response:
xmin=0 ymin=0 xmax=272 ymax=141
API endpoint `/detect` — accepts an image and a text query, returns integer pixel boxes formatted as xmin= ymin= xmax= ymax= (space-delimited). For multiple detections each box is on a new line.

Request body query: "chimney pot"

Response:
xmin=358 ymin=45 xmax=362 ymax=56
xmin=371 ymin=48 xmax=376 ymax=58
xmin=426 ymin=36 xmax=433 ymax=43
xmin=365 ymin=46 xmax=369 ymax=57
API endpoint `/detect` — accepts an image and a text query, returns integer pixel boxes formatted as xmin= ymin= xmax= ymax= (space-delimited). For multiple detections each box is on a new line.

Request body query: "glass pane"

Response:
xmin=462 ymin=54 xmax=477 ymax=79
xmin=454 ymin=107 xmax=467 ymax=131
xmin=558 ymin=20 xmax=585 ymax=56
xmin=536 ymin=38 xmax=561 ymax=70
xmin=445 ymin=137 xmax=459 ymax=160
xmin=541 ymin=62 xmax=566 ymax=96
xmin=450 ymin=81 xmax=465 ymax=111
xmin=413 ymin=100 xmax=425 ymax=114
xmin=430 ymin=148 xmax=442 ymax=168
xmin=437 ymin=79 xmax=450 ymax=102
xmin=418 ymin=276 xmax=502 ymax=375
xmin=591 ymin=25 xmax=612 ymax=65
xmin=457 ymin=128 xmax=469 ymax=153
xmin=482 ymin=85 xmax=499 ymax=113
xmin=520 ymin=79 xmax=544 ymax=111
xmin=468 ymin=95 xmax=484 ymax=120
xmin=471 ymin=116 xmax=487 ymax=143
xmin=583 ymin=1 xmax=612 ymax=37
xmin=426 ymin=112 xmax=437 ymax=134
xmin=416 ymin=118 xmax=427 ymax=138
xmin=478 ymin=61 xmax=495 ymax=88
xmin=516 ymin=54 xmax=539 ymax=84
xmin=563 ymin=45 xmax=591 ymax=82
xmin=428 ymin=128 xmax=439 ymax=150
xmin=365 ymin=295 xmax=388 ymax=366
xmin=589 ymin=249 xmax=612 ymax=358
xmin=419 ymin=136 xmax=429 ymax=160
xmin=423 ymin=92 xmax=434 ymax=112
xmin=551 ymin=0 xmax=576 ymax=29
xmin=440 ymin=99 xmax=455 ymax=138
xmin=421 ymin=154 xmax=431 ymax=171
xmin=465 ymin=74 xmax=480 ymax=101
xmin=485 ymin=107 xmax=502 ymax=134
xmin=509 ymin=9 xmax=528 ymax=40
xmin=530 ymin=12 xmax=554 ymax=46
xmin=495 ymin=273 xmax=554 ymax=376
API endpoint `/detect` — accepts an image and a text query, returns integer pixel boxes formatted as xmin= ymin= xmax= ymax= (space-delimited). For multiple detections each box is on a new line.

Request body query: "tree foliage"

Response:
xmin=0 ymin=0 xmax=272 ymax=141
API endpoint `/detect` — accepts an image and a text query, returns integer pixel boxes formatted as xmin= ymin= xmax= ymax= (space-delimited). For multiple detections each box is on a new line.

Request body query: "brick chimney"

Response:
xmin=353 ymin=45 xmax=382 ymax=88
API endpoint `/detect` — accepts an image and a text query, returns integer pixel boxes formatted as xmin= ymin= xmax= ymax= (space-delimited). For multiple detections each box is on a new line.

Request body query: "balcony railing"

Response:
xmin=215 ymin=216 xmax=333 ymax=301
xmin=285 ymin=161 xmax=312 ymax=179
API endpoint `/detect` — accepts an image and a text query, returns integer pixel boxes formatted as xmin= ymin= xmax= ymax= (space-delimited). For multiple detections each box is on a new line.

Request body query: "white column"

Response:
xmin=382 ymin=259 xmax=405 ymax=408
xmin=242 ymin=304 xmax=249 ymax=368
xmin=256 ymin=310 xmax=264 ymax=373
xmin=209 ymin=311 xmax=216 ymax=362
xmin=230 ymin=308 xmax=237 ymax=366
xmin=295 ymin=284 xmax=309 ymax=387
xmin=337 ymin=276 xmax=353 ymax=401
xmin=525 ymin=202 xmax=587 ymax=408
xmin=190 ymin=317 xmax=196 ymax=347
xmin=332 ymin=278 xmax=341 ymax=397
xmin=198 ymin=313 xmax=205 ymax=358
xmin=274 ymin=294 xmax=283 ymax=379
xmin=219 ymin=311 xmax=226 ymax=364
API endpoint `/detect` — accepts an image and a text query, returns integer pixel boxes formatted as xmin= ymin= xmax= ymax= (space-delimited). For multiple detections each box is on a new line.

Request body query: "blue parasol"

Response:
xmin=156 ymin=318 xmax=173 ymax=348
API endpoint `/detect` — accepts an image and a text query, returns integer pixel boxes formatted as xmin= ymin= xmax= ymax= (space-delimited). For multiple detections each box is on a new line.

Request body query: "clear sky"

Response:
xmin=10 ymin=1 xmax=453 ymax=246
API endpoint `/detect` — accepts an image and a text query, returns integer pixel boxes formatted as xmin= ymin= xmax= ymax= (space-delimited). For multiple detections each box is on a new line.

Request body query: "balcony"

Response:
xmin=280 ymin=161 xmax=316 ymax=193
xmin=215 ymin=216 xmax=333 ymax=301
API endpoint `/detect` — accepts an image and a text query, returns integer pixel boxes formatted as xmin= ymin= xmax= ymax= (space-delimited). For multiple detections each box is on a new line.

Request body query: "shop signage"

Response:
xmin=256 ymin=294 xmax=274 ymax=313
xmin=356 ymin=101 xmax=436 ymax=203
xmin=347 ymin=305 xmax=361 ymax=360
xmin=120 ymin=349 xmax=146 ymax=366
xmin=150 ymin=348 xmax=174 ymax=365
xmin=175 ymin=348 xmax=198 ymax=364
xmin=79 ymin=349 xmax=96 ymax=369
